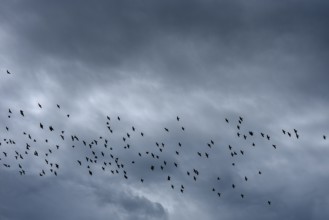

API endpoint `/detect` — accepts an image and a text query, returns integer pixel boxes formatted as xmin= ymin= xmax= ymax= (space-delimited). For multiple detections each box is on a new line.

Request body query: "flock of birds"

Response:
xmin=1 ymin=70 xmax=327 ymax=207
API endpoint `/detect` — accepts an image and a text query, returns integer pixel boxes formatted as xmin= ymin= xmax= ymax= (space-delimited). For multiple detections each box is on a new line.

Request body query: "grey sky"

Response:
xmin=0 ymin=1 xmax=329 ymax=220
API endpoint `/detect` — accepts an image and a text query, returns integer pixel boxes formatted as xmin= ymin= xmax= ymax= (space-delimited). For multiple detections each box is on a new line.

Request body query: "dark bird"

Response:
xmin=249 ymin=131 xmax=253 ymax=136
xmin=7 ymin=70 xmax=11 ymax=74
xmin=245 ymin=176 xmax=248 ymax=181
xmin=167 ymin=176 xmax=171 ymax=181
xmin=38 ymin=103 xmax=42 ymax=108
xmin=259 ymin=171 xmax=262 ymax=175
xmin=232 ymin=184 xmax=235 ymax=189
xmin=77 ymin=160 xmax=81 ymax=165
xmin=107 ymin=116 xmax=110 ymax=120
xmin=132 ymin=126 xmax=135 ymax=131
xmin=272 ymin=144 xmax=277 ymax=149
xmin=20 ymin=110 xmax=24 ymax=117
xmin=177 ymin=116 xmax=180 ymax=121
xmin=225 ymin=118 xmax=229 ymax=123
xmin=268 ymin=201 xmax=271 ymax=205
xmin=150 ymin=165 xmax=154 ymax=171
xmin=57 ymin=104 xmax=60 ymax=109
xmin=164 ymin=128 xmax=169 ymax=132
xmin=211 ymin=140 xmax=214 ymax=145
xmin=324 ymin=135 xmax=326 ymax=140
xmin=181 ymin=127 xmax=185 ymax=131
xmin=49 ymin=126 xmax=54 ymax=131
xmin=117 ymin=116 xmax=120 ymax=121
xmin=241 ymin=194 xmax=244 ymax=198
xmin=261 ymin=133 xmax=264 ymax=137
xmin=40 ymin=123 xmax=43 ymax=129
xmin=282 ymin=129 xmax=286 ymax=134
xmin=89 ymin=170 xmax=92 ymax=175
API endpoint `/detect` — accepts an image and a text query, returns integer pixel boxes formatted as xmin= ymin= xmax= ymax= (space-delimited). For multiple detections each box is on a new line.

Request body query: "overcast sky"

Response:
xmin=1 ymin=1 xmax=329 ymax=220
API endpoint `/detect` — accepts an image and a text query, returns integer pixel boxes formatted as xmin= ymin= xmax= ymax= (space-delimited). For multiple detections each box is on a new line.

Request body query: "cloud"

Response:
xmin=0 ymin=1 xmax=329 ymax=220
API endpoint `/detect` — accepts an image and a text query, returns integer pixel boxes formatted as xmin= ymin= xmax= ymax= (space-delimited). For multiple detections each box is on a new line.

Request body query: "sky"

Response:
xmin=0 ymin=0 xmax=329 ymax=219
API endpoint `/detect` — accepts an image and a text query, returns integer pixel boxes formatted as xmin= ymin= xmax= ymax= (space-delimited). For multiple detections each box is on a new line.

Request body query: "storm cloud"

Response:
xmin=0 ymin=1 xmax=329 ymax=220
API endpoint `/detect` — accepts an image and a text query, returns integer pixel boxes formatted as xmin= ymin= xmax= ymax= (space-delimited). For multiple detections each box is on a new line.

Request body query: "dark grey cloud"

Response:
xmin=0 ymin=0 xmax=329 ymax=220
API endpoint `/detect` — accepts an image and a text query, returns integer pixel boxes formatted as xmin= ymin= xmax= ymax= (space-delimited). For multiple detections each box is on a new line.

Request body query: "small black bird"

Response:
xmin=20 ymin=110 xmax=24 ymax=117
xmin=7 ymin=70 xmax=11 ymax=74
xmin=38 ymin=103 xmax=42 ymax=108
